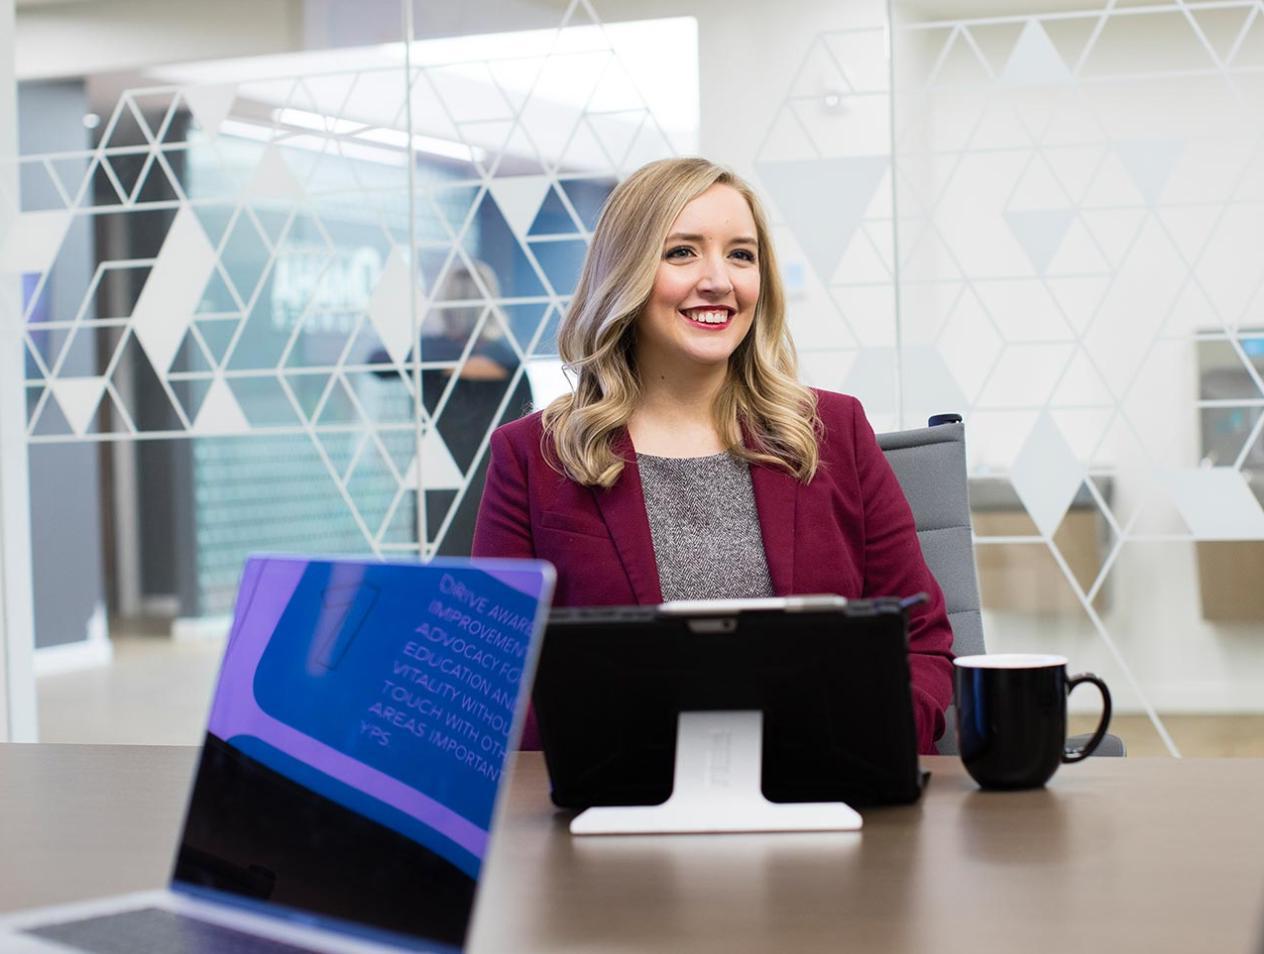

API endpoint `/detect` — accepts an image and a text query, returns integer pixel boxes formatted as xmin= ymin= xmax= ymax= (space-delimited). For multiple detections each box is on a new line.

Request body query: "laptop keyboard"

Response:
xmin=25 ymin=906 xmax=321 ymax=954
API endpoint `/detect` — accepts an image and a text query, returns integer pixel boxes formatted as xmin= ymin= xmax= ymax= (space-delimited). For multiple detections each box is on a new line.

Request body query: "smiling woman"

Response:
xmin=472 ymin=157 xmax=955 ymax=756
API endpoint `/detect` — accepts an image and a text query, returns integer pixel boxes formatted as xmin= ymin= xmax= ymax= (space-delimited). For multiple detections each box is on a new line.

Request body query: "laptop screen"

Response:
xmin=171 ymin=556 xmax=554 ymax=952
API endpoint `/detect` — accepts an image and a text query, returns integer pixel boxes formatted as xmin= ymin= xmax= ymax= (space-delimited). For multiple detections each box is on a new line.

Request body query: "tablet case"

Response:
xmin=533 ymin=599 xmax=924 ymax=810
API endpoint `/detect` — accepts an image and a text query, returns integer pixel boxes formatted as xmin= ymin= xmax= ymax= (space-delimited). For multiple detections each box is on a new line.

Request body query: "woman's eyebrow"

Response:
xmin=664 ymin=232 xmax=758 ymax=246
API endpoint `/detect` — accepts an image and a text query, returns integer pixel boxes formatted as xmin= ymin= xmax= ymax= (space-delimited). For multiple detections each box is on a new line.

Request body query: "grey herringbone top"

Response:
xmin=636 ymin=451 xmax=774 ymax=602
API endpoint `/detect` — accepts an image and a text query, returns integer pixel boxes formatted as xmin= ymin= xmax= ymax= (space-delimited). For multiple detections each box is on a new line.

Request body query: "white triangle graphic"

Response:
xmin=368 ymin=246 xmax=422 ymax=367
xmin=1114 ymin=140 xmax=1184 ymax=207
xmin=755 ymin=156 xmax=889 ymax=284
xmin=247 ymin=144 xmax=304 ymax=202
xmin=405 ymin=428 xmax=463 ymax=491
xmin=488 ymin=175 xmax=553 ymax=241
xmin=1001 ymin=21 xmax=1074 ymax=86
xmin=0 ymin=209 xmax=72 ymax=274
xmin=48 ymin=377 xmax=107 ymax=436
xmin=183 ymin=84 xmax=237 ymax=141
xmin=195 ymin=377 xmax=251 ymax=434
xmin=1004 ymin=209 xmax=1075 ymax=274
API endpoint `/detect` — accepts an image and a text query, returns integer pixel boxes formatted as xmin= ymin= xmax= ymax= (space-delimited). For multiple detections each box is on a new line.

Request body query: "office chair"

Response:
xmin=877 ymin=415 xmax=1125 ymax=757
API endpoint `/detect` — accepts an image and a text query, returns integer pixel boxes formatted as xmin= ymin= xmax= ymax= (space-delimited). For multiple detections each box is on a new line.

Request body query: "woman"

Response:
xmin=472 ymin=157 xmax=954 ymax=754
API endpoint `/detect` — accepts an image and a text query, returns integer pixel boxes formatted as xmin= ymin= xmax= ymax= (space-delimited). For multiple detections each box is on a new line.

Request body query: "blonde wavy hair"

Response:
xmin=542 ymin=157 xmax=820 ymax=487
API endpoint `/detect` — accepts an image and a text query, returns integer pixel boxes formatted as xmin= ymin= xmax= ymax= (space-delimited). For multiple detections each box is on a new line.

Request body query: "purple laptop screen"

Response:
xmin=173 ymin=556 xmax=554 ymax=951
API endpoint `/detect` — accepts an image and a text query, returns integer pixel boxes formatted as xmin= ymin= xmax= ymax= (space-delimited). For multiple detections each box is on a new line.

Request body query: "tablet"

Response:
xmin=532 ymin=596 xmax=926 ymax=811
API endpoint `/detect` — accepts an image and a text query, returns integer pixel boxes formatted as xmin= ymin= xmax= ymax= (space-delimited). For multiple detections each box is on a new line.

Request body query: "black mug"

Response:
xmin=954 ymin=654 xmax=1112 ymax=790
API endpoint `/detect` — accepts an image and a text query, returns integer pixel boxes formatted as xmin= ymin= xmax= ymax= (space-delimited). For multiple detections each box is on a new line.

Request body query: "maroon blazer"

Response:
xmin=472 ymin=389 xmax=955 ymax=754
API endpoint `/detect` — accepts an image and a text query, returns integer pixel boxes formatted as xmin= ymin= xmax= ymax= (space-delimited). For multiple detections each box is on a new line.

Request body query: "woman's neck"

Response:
xmin=627 ymin=362 xmax=729 ymax=457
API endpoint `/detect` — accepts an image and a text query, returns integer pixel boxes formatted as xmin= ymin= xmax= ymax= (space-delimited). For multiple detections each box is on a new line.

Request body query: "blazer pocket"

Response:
xmin=538 ymin=509 xmax=609 ymax=540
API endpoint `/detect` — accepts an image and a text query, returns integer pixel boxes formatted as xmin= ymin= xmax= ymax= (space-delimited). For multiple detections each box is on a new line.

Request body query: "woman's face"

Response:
xmin=635 ymin=183 xmax=761 ymax=376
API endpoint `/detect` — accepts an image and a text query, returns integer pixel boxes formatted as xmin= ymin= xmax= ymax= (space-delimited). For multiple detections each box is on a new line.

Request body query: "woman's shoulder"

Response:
xmin=491 ymin=408 xmax=547 ymax=451
xmin=807 ymin=387 xmax=863 ymax=429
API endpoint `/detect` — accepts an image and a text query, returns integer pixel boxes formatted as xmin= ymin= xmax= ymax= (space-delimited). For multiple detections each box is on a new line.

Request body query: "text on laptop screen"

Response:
xmin=172 ymin=556 xmax=552 ymax=950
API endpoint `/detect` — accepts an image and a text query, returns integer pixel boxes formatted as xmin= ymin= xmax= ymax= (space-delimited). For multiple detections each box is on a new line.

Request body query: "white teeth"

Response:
xmin=685 ymin=309 xmax=729 ymax=324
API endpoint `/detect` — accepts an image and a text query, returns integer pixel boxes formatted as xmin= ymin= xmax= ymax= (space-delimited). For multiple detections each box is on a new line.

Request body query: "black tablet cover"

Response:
xmin=532 ymin=599 xmax=924 ymax=810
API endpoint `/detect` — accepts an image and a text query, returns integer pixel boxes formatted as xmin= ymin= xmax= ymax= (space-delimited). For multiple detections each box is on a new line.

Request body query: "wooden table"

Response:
xmin=3 ymin=745 xmax=1263 ymax=953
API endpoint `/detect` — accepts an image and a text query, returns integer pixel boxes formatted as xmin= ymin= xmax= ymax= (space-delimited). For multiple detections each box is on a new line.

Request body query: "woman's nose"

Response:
xmin=696 ymin=254 xmax=733 ymax=295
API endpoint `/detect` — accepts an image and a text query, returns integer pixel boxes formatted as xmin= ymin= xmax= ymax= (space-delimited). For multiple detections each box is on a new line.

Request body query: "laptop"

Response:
xmin=0 ymin=554 xmax=555 ymax=953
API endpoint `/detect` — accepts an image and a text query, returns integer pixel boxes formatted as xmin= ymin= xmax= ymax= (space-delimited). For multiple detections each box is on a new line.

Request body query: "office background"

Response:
xmin=1 ymin=0 xmax=1262 ymax=755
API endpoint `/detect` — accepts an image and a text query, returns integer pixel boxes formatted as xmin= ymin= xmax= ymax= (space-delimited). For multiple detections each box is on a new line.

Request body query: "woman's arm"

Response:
xmin=849 ymin=401 xmax=956 ymax=754
xmin=472 ymin=427 xmax=535 ymax=560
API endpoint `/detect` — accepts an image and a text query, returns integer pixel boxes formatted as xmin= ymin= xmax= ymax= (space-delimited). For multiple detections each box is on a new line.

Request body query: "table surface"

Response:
xmin=3 ymin=745 xmax=1263 ymax=954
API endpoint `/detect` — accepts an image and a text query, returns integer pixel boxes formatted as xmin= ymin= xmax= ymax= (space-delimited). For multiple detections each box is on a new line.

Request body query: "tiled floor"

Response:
xmin=37 ymin=634 xmax=1264 ymax=756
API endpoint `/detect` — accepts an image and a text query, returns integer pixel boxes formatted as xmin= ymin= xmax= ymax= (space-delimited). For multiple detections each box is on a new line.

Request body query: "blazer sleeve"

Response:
xmin=849 ymin=402 xmax=956 ymax=754
xmin=472 ymin=425 xmax=544 ymax=750
xmin=472 ymin=426 xmax=535 ymax=560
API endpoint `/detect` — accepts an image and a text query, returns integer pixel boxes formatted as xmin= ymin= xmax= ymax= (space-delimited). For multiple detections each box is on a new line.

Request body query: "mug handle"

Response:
xmin=1062 ymin=672 xmax=1112 ymax=763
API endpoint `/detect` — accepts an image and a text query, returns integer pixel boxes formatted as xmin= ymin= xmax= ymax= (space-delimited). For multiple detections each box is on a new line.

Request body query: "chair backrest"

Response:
xmin=877 ymin=419 xmax=984 ymax=754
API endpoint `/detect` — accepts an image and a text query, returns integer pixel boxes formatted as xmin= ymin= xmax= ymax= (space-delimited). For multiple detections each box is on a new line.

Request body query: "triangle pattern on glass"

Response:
xmin=1001 ymin=20 xmax=1075 ymax=86
xmin=488 ymin=175 xmax=553 ymax=241
xmin=368 ymin=245 xmax=421 ymax=366
xmin=183 ymin=84 xmax=237 ymax=141
xmin=135 ymin=153 xmax=182 ymax=204
xmin=284 ymin=371 xmax=332 ymax=422
xmin=557 ymin=118 xmax=615 ymax=175
xmin=968 ymin=23 xmax=1028 ymax=75
xmin=1050 ymin=348 xmax=1116 ymax=406
xmin=171 ymin=326 xmax=215 ymax=374
xmin=48 ymin=376 xmax=107 ymax=436
xmin=48 ymin=157 xmax=93 ymax=209
xmin=405 ymin=426 xmax=464 ymax=491
xmin=1191 ymin=6 xmax=1254 ymax=61
xmin=493 ymin=123 xmax=548 ymax=178
xmin=247 ymin=144 xmax=306 ymax=203
xmin=755 ymin=108 xmax=819 ymax=164
xmin=432 ymin=183 xmax=484 ymax=239
xmin=31 ymin=389 xmax=74 ymax=437
xmin=587 ymin=54 xmax=646 ymax=112
xmin=380 ymin=491 xmax=420 ymax=547
xmin=755 ymin=156 xmax=889 ymax=284
xmin=1042 ymin=17 xmax=1099 ymax=72
xmin=129 ymin=91 xmax=180 ymax=143
xmin=585 ymin=110 xmax=644 ymax=169
xmin=789 ymin=37 xmax=853 ymax=100
xmin=316 ymin=375 xmax=363 ymax=427
xmin=0 ymin=209 xmax=72 ymax=274
xmin=823 ymin=30 xmax=887 ymax=93
xmin=1232 ymin=10 xmax=1264 ymax=66
xmin=1114 ymin=140 xmax=1184 ymax=207
xmin=488 ymin=56 xmax=546 ymax=115
xmin=620 ymin=117 xmax=675 ymax=174
xmin=465 ymin=192 xmax=548 ymax=298
xmin=194 ymin=376 xmax=251 ymax=434
xmin=1004 ymin=209 xmax=1076 ymax=275
xmin=557 ymin=176 xmax=615 ymax=231
xmin=931 ymin=29 xmax=994 ymax=85
xmin=529 ymin=184 xmax=585 ymax=236
xmin=169 ymin=375 xmax=214 ymax=424
xmin=102 ymin=98 xmax=149 ymax=149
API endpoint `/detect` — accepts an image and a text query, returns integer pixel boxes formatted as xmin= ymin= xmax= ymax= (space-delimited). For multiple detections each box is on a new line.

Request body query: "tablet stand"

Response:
xmin=569 ymin=711 xmax=863 ymax=835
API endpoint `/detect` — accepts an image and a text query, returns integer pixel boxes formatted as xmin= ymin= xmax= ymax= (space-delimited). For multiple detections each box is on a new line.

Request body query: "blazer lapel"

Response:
xmin=750 ymin=459 xmax=798 ymax=595
xmin=591 ymin=428 xmax=663 ymax=605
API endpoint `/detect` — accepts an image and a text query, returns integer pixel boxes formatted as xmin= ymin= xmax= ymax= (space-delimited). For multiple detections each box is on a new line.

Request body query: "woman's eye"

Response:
xmin=665 ymin=246 xmax=694 ymax=259
xmin=732 ymin=248 xmax=757 ymax=263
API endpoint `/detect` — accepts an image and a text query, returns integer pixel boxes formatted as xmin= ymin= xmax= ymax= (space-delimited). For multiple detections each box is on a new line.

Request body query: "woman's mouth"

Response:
xmin=680 ymin=307 xmax=734 ymax=330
